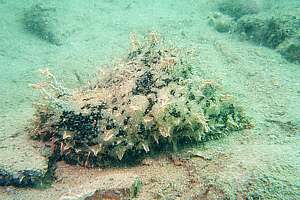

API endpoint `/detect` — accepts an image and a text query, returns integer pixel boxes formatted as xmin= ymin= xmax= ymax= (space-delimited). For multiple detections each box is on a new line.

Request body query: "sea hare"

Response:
xmin=31 ymin=33 xmax=251 ymax=167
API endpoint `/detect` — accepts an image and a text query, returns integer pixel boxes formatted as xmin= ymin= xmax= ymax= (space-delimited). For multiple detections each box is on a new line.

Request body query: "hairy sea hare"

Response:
xmin=31 ymin=33 xmax=251 ymax=167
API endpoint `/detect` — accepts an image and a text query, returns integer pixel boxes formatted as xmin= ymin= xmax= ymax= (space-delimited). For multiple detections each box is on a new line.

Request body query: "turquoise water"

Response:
xmin=0 ymin=0 xmax=299 ymax=199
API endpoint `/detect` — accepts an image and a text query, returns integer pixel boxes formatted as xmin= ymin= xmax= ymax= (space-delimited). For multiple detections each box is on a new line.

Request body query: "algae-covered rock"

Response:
xmin=217 ymin=0 xmax=260 ymax=19
xmin=235 ymin=13 xmax=300 ymax=63
xmin=277 ymin=36 xmax=300 ymax=63
xmin=30 ymin=33 xmax=251 ymax=167
xmin=210 ymin=1 xmax=300 ymax=64
xmin=236 ymin=14 xmax=299 ymax=49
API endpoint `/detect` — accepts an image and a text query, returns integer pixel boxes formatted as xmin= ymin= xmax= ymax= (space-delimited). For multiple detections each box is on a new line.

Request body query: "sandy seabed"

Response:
xmin=0 ymin=0 xmax=299 ymax=199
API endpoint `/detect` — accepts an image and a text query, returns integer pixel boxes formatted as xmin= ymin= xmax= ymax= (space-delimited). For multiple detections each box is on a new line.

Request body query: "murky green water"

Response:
xmin=0 ymin=0 xmax=299 ymax=199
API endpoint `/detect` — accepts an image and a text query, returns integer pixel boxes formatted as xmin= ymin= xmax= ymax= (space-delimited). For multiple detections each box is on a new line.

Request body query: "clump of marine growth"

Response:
xmin=31 ymin=33 xmax=251 ymax=167
xmin=209 ymin=0 xmax=300 ymax=63
xmin=236 ymin=14 xmax=300 ymax=63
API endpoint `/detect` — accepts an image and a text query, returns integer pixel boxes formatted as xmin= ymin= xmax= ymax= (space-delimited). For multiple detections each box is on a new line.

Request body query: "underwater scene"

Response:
xmin=0 ymin=0 xmax=299 ymax=199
